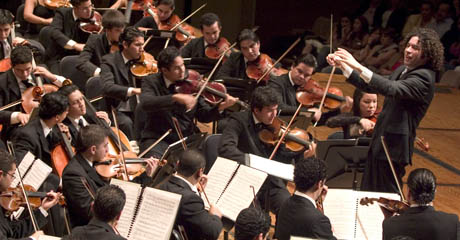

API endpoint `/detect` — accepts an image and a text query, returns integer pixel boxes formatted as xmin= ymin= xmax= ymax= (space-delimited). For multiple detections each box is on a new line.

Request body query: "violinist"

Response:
xmin=327 ymin=28 xmax=443 ymax=193
xmin=0 ymin=46 xmax=66 ymax=143
xmin=62 ymin=124 xmax=158 ymax=228
xmin=0 ymin=150 xmax=61 ymax=239
xmin=139 ymin=46 xmax=237 ymax=158
xmin=71 ymin=185 xmax=127 ymax=240
xmin=275 ymin=157 xmax=336 ymax=240
xmin=219 ymin=86 xmax=315 ymax=216
xmin=44 ymin=0 xmax=94 ymax=74
xmin=181 ymin=13 xmax=223 ymax=59
xmin=382 ymin=168 xmax=459 ymax=240
xmin=76 ymin=10 xmax=126 ymax=79
xmin=133 ymin=0 xmax=173 ymax=31
xmin=22 ymin=0 xmax=55 ymax=34
xmin=101 ymin=26 xmax=144 ymax=140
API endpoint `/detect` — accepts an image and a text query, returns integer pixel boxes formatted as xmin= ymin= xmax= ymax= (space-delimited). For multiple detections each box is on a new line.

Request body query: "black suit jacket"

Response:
xmin=0 ymin=207 xmax=48 ymax=240
xmin=181 ymin=37 xmax=205 ymax=58
xmin=76 ymin=33 xmax=111 ymax=78
xmin=139 ymin=72 xmax=221 ymax=144
xmin=275 ymin=194 xmax=336 ymax=240
xmin=71 ymin=218 xmax=126 ymax=240
xmin=159 ymin=176 xmax=222 ymax=240
xmin=383 ymin=206 xmax=459 ymax=240
xmin=347 ymin=65 xmax=435 ymax=165
xmin=215 ymin=51 xmax=248 ymax=80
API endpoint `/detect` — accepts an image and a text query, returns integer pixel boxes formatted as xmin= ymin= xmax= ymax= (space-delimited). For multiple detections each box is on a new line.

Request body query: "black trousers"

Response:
xmin=361 ymin=156 xmax=406 ymax=194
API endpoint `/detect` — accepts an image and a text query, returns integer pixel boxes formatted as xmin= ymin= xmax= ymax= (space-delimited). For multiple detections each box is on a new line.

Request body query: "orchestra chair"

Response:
xmin=202 ymin=134 xmax=222 ymax=174
xmin=60 ymin=55 xmax=89 ymax=93
xmin=85 ymin=76 xmax=106 ymax=111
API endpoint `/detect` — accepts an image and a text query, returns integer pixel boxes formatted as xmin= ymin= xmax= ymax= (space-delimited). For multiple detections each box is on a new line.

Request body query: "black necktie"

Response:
xmin=22 ymin=80 xmax=34 ymax=89
xmin=255 ymin=123 xmax=266 ymax=132
xmin=78 ymin=119 xmax=85 ymax=129
xmin=46 ymin=132 xmax=52 ymax=145
xmin=168 ymin=84 xmax=176 ymax=93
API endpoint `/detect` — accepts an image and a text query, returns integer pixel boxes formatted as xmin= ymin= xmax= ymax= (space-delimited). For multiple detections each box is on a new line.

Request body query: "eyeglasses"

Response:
xmin=5 ymin=171 xmax=16 ymax=180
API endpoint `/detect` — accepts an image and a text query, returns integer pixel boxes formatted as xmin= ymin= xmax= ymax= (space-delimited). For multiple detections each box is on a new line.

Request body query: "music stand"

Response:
xmin=184 ymin=57 xmax=217 ymax=75
xmin=143 ymin=30 xmax=178 ymax=58
xmin=216 ymin=77 xmax=257 ymax=103
xmin=316 ymin=138 xmax=370 ymax=190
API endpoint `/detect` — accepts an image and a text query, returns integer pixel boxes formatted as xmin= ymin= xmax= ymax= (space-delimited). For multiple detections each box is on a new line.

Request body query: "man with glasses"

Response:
xmin=43 ymin=0 xmax=94 ymax=74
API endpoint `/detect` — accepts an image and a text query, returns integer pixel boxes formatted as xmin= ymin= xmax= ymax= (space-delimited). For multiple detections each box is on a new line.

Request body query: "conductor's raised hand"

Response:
xmin=334 ymin=48 xmax=364 ymax=71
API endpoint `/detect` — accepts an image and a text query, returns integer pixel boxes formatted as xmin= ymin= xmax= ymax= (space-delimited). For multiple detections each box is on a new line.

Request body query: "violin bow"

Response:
xmin=110 ymin=107 xmax=130 ymax=181
xmin=199 ymin=182 xmax=211 ymax=206
xmin=171 ymin=117 xmax=187 ymax=150
xmin=0 ymin=100 xmax=22 ymax=111
xmin=138 ymin=129 xmax=172 ymax=158
xmin=250 ymin=185 xmax=258 ymax=208
xmin=380 ymin=136 xmax=406 ymax=202
xmin=256 ymin=37 xmax=301 ymax=84
xmin=80 ymin=177 xmax=96 ymax=200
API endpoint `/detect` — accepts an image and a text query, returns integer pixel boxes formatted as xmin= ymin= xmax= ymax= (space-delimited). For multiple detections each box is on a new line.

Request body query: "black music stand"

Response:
xmin=216 ymin=77 xmax=257 ymax=104
xmin=183 ymin=57 xmax=218 ymax=75
xmin=143 ymin=30 xmax=178 ymax=58
xmin=316 ymin=138 xmax=370 ymax=190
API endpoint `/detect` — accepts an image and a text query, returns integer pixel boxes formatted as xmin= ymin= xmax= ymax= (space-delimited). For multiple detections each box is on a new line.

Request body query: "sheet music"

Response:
xmin=129 ymin=187 xmax=181 ymax=240
xmin=323 ymin=189 xmax=356 ymax=239
xmin=10 ymin=152 xmax=35 ymax=188
xmin=22 ymin=159 xmax=52 ymax=190
xmin=216 ymin=164 xmax=267 ymax=221
xmin=202 ymin=157 xmax=239 ymax=208
xmin=110 ymin=179 xmax=142 ymax=238
xmin=38 ymin=235 xmax=61 ymax=240
xmin=248 ymin=154 xmax=294 ymax=181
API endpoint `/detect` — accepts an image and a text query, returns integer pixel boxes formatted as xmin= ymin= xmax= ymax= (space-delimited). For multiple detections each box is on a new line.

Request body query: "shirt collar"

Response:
xmin=68 ymin=115 xmax=85 ymax=127
xmin=39 ymin=119 xmax=53 ymax=138
xmin=252 ymin=113 xmax=261 ymax=125
xmin=203 ymin=39 xmax=209 ymax=48
xmin=72 ymin=9 xmax=78 ymax=21
xmin=163 ymin=75 xmax=174 ymax=88
xmin=294 ymin=190 xmax=317 ymax=208
xmin=288 ymin=71 xmax=295 ymax=87
xmin=121 ymin=52 xmax=130 ymax=65
xmin=81 ymin=155 xmax=93 ymax=167
xmin=174 ymin=174 xmax=199 ymax=194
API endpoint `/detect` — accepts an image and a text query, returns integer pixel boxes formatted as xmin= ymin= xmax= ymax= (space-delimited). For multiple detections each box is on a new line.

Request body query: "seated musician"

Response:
xmin=71 ymin=185 xmax=127 ymax=240
xmin=133 ymin=0 xmax=175 ymax=31
xmin=268 ymin=53 xmax=353 ymax=125
xmin=382 ymin=168 xmax=459 ymax=240
xmin=218 ymin=86 xmax=315 ymax=215
xmin=181 ymin=12 xmax=222 ymax=58
xmin=101 ymin=26 xmax=144 ymax=140
xmin=275 ymin=157 xmax=336 ymax=240
xmin=139 ymin=46 xmax=237 ymax=158
xmin=0 ymin=149 xmax=61 ymax=240
xmin=159 ymin=149 xmax=223 ymax=240
xmin=234 ymin=207 xmax=271 ymax=240
xmin=62 ymin=124 xmax=157 ymax=228
xmin=22 ymin=0 xmax=55 ymax=35
xmin=44 ymin=0 xmax=94 ymax=74
xmin=58 ymin=84 xmax=111 ymax=145
xmin=0 ymin=45 xmax=66 ymax=143
xmin=76 ymin=10 xmax=126 ymax=79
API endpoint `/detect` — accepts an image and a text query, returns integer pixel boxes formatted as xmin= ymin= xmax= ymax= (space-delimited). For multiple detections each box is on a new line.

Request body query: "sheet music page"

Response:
xmin=323 ymin=189 xmax=356 ymax=239
xmin=202 ymin=157 xmax=239 ymax=208
xmin=248 ymin=154 xmax=294 ymax=181
xmin=216 ymin=164 xmax=267 ymax=221
xmin=38 ymin=235 xmax=61 ymax=240
xmin=10 ymin=152 xmax=35 ymax=188
xmin=110 ymin=178 xmax=142 ymax=238
xmin=22 ymin=159 xmax=51 ymax=190
xmin=354 ymin=191 xmax=399 ymax=240
xmin=129 ymin=187 xmax=181 ymax=240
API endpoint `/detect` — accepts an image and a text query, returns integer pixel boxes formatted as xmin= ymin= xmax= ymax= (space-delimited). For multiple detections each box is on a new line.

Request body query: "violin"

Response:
xmin=44 ymin=0 xmax=72 ymax=9
xmin=246 ymin=54 xmax=288 ymax=83
xmin=80 ymin=11 xmax=103 ymax=34
xmin=94 ymin=151 xmax=149 ymax=180
xmin=0 ymin=59 xmax=11 ymax=73
xmin=0 ymin=184 xmax=65 ymax=213
xmin=258 ymin=117 xmax=312 ymax=152
xmin=360 ymin=197 xmax=409 ymax=215
xmin=157 ymin=14 xmax=196 ymax=45
xmin=175 ymin=69 xmax=249 ymax=109
xmin=296 ymin=79 xmax=345 ymax=109
xmin=51 ymin=123 xmax=75 ymax=178
xmin=130 ymin=52 xmax=158 ymax=77
xmin=205 ymin=37 xmax=231 ymax=61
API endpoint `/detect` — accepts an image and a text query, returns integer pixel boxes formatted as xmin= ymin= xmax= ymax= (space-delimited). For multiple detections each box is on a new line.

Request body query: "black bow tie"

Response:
xmin=255 ymin=122 xmax=267 ymax=132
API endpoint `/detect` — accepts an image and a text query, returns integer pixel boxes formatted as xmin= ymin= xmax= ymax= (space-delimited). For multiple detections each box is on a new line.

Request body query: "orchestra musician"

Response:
xmin=134 ymin=0 xmax=174 ymax=31
xmin=43 ymin=0 xmax=94 ymax=74
xmin=0 ymin=149 xmax=61 ymax=239
xmin=76 ymin=10 xmax=126 ymax=79
xmin=62 ymin=124 xmax=158 ymax=228
xmin=159 ymin=149 xmax=223 ymax=240
xmin=139 ymin=46 xmax=237 ymax=158
xmin=22 ymin=0 xmax=55 ymax=34
xmin=71 ymin=185 xmax=127 ymax=240
xmin=326 ymin=27 xmax=444 ymax=193
xmin=101 ymin=26 xmax=144 ymax=140
xmin=275 ymin=157 xmax=336 ymax=240
xmin=234 ymin=207 xmax=271 ymax=240
xmin=382 ymin=168 xmax=459 ymax=240
xmin=218 ymin=86 xmax=316 ymax=215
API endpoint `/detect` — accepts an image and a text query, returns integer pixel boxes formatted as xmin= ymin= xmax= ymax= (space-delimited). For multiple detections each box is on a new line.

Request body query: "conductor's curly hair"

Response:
xmin=404 ymin=28 xmax=444 ymax=72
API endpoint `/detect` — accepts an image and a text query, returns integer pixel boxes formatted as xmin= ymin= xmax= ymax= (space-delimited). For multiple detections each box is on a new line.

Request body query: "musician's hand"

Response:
xmin=319 ymin=184 xmax=328 ymax=203
xmin=198 ymin=174 xmax=208 ymax=190
xmin=12 ymin=37 xmax=26 ymax=47
xmin=30 ymin=230 xmax=44 ymax=238
xmin=304 ymin=141 xmax=317 ymax=158
xmin=44 ymin=18 xmax=53 ymax=25
xmin=73 ymin=43 xmax=85 ymax=52
xmin=218 ymin=94 xmax=238 ymax=111
xmin=209 ymin=204 xmax=222 ymax=218
xmin=334 ymin=48 xmax=364 ymax=72
xmin=41 ymin=191 xmax=61 ymax=211
xmin=340 ymin=96 xmax=353 ymax=113
xmin=95 ymin=111 xmax=111 ymax=125
xmin=132 ymin=88 xmax=142 ymax=95
xmin=57 ymin=123 xmax=71 ymax=140
xmin=173 ymin=93 xmax=197 ymax=110
xmin=144 ymin=157 xmax=159 ymax=177
xmin=16 ymin=113 xmax=30 ymax=126
xmin=34 ymin=66 xmax=55 ymax=81
xmin=307 ymin=107 xmax=322 ymax=122
xmin=359 ymin=118 xmax=375 ymax=132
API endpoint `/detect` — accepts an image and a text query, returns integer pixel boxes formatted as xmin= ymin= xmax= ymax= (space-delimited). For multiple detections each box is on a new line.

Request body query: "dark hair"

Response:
xmin=237 ymin=29 xmax=259 ymax=47
xmin=58 ymin=84 xmax=80 ymax=97
xmin=294 ymin=53 xmax=318 ymax=69
xmin=119 ymin=26 xmax=144 ymax=51
xmin=403 ymin=28 xmax=444 ymax=71
xmin=235 ymin=207 xmax=270 ymax=240
xmin=200 ymin=13 xmax=221 ymax=29
xmin=294 ymin=157 xmax=327 ymax=192
xmin=381 ymin=27 xmax=399 ymax=42
xmin=0 ymin=9 xmax=13 ymax=25
xmin=250 ymin=86 xmax=280 ymax=111
xmin=38 ymin=92 xmax=69 ymax=120
xmin=350 ymin=16 xmax=369 ymax=41
xmin=11 ymin=45 xmax=33 ymax=66
xmin=407 ymin=168 xmax=436 ymax=205
xmin=157 ymin=46 xmax=181 ymax=71
xmin=75 ymin=124 xmax=108 ymax=153
xmin=93 ymin=185 xmax=126 ymax=222
xmin=176 ymin=149 xmax=205 ymax=177
xmin=70 ymin=0 xmax=90 ymax=7
xmin=0 ymin=150 xmax=15 ymax=176
xmin=102 ymin=10 xmax=126 ymax=29
xmin=351 ymin=89 xmax=377 ymax=116
xmin=155 ymin=0 xmax=175 ymax=9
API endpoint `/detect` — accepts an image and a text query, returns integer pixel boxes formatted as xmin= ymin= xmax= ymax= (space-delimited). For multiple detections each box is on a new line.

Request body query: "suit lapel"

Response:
xmin=7 ymin=70 xmax=21 ymax=99
xmin=35 ymin=120 xmax=50 ymax=154
xmin=77 ymin=154 xmax=106 ymax=188
xmin=245 ymin=111 xmax=269 ymax=157
xmin=115 ymin=52 xmax=130 ymax=85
